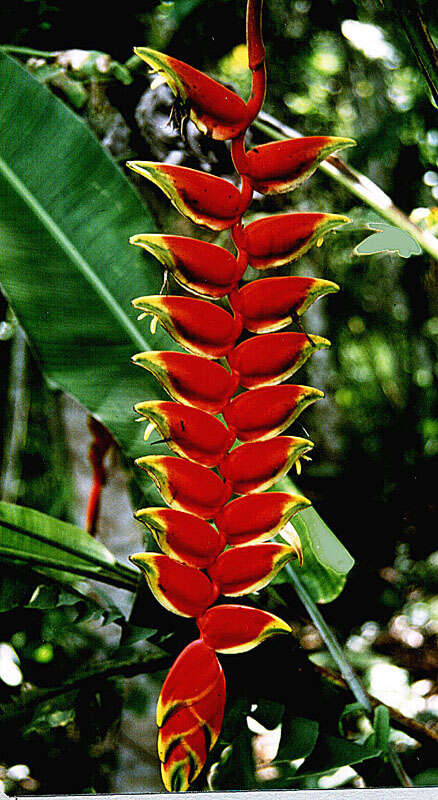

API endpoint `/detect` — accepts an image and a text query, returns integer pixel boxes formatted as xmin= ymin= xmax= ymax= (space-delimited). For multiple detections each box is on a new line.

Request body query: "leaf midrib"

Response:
xmin=0 ymin=516 xmax=114 ymax=569
xmin=0 ymin=152 xmax=148 ymax=352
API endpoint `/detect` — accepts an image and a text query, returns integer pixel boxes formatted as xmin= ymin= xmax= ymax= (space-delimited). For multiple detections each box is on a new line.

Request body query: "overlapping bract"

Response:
xmin=128 ymin=0 xmax=351 ymax=791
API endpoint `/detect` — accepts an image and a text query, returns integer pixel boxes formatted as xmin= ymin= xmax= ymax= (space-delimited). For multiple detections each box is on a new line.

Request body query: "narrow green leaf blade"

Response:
xmin=294 ymin=731 xmax=381 ymax=778
xmin=0 ymin=501 xmax=116 ymax=571
xmin=275 ymin=715 xmax=319 ymax=762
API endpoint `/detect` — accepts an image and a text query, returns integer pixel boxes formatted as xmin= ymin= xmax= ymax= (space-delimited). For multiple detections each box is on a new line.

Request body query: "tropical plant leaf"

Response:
xmin=249 ymin=698 xmax=284 ymax=731
xmin=0 ymin=53 xmax=169 ymax=499
xmin=0 ymin=502 xmax=138 ymax=598
xmin=285 ymin=515 xmax=347 ymax=603
xmin=373 ymin=705 xmax=390 ymax=755
xmin=220 ymin=696 xmax=252 ymax=742
xmin=293 ymin=730 xmax=381 ymax=778
xmin=275 ymin=478 xmax=354 ymax=602
xmin=275 ymin=714 xmax=319 ymax=762
xmin=23 ymin=691 xmax=79 ymax=738
xmin=0 ymin=501 xmax=115 ymax=568
xmin=211 ymin=728 xmax=256 ymax=790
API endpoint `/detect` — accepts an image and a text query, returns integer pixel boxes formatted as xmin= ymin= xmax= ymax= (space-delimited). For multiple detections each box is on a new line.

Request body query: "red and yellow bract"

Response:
xmin=128 ymin=0 xmax=352 ymax=791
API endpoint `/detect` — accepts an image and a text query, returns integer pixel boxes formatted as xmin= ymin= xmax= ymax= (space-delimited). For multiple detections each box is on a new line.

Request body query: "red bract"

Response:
xmin=197 ymin=604 xmax=291 ymax=653
xmin=228 ymin=331 xmax=330 ymax=388
xmin=132 ymin=351 xmax=237 ymax=412
xmin=157 ymin=640 xmax=226 ymax=791
xmin=159 ymin=668 xmax=226 ymax=790
xmin=132 ymin=295 xmax=243 ymax=358
xmin=238 ymin=211 xmax=350 ymax=268
xmin=231 ymin=275 xmax=339 ymax=333
xmin=135 ymin=507 xmax=225 ymax=568
xmin=232 ymin=136 xmax=354 ymax=195
xmin=208 ymin=543 xmax=298 ymax=595
xmin=135 ymin=401 xmax=235 ymax=467
xmin=135 ymin=455 xmax=232 ymax=518
xmin=214 ymin=491 xmax=310 ymax=546
xmin=158 ymin=671 xmax=226 ymax=759
xmin=130 ymin=234 xmax=243 ymax=299
xmin=130 ymin=553 xmax=218 ymax=617
xmin=219 ymin=436 xmax=313 ymax=494
xmin=127 ymin=162 xmax=251 ymax=230
xmin=134 ymin=47 xmax=250 ymax=141
xmin=159 ymin=719 xmax=207 ymax=788
xmin=156 ymin=639 xmax=223 ymax=726
xmin=160 ymin=744 xmax=192 ymax=793
xmin=223 ymin=384 xmax=323 ymax=441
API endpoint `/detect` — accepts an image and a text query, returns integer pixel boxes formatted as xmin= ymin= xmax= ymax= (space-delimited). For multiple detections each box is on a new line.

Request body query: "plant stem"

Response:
xmin=0 ymin=45 xmax=61 ymax=59
xmin=315 ymin=664 xmax=438 ymax=749
xmin=286 ymin=564 xmax=369 ymax=704
xmin=286 ymin=564 xmax=413 ymax=787
xmin=254 ymin=111 xmax=438 ymax=262
xmin=0 ymin=649 xmax=172 ymax=724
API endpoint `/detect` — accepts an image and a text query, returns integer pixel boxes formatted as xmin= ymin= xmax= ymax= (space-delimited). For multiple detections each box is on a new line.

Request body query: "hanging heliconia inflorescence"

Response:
xmin=127 ymin=0 xmax=353 ymax=791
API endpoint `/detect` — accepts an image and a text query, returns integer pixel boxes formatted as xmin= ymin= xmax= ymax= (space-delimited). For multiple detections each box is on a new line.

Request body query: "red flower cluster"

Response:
xmin=128 ymin=0 xmax=353 ymax=791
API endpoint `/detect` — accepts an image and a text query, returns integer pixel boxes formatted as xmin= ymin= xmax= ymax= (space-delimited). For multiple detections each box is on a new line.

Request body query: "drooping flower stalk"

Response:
xmin=128 ymin=0 xmax=353 ymax=791
xmin=85 ymin=416 xmax=113 ymax=535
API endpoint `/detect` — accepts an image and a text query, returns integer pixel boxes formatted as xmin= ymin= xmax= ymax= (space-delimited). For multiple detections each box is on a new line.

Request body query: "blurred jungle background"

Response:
xmin=0 ymin=0 xmax=437 ymax=794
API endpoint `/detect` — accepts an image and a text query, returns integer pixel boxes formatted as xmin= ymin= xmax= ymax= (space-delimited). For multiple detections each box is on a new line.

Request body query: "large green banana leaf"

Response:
xmin=0 ymin=52 xmax=170 ymax=466
xmin=0 ymin=53 xmax=353 ymax=600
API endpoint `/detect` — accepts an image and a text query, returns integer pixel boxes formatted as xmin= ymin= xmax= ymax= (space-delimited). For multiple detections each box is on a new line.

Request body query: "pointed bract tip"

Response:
xmin=330 ymin=136 xmax=356 ymax=150
xmin=330 ymin=213 xmax=351 ymax=226
xmin=129 ymin=552 xmax=150 ymax=569
xmin=312 ymin=335 xmax=331 ymax=349
xmin=126 ymin=160 xmax=155 ymax=178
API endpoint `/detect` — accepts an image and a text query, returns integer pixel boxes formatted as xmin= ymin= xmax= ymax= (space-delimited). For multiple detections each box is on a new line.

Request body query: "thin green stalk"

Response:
xmin=286 ymin=564 xmax=413 ymax=787
xmin=0 ymin=551 xmax=138 ymax=592
xmin=0 ymin=45 xmax=62 ymax=59
xmin=286 ymin=564 xmax=369 ymax=704
xmin=0 ymin=649 xmax=172 ymax=723
xmin=254 ymin=111 xmax=438 ymax=262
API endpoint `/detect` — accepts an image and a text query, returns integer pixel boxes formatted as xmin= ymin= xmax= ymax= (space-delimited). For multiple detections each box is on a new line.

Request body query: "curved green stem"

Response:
xmin=0 ymin=45 xmax=62 ymax=59
xmin=286 ymin=564 xmax=413 ymax=787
